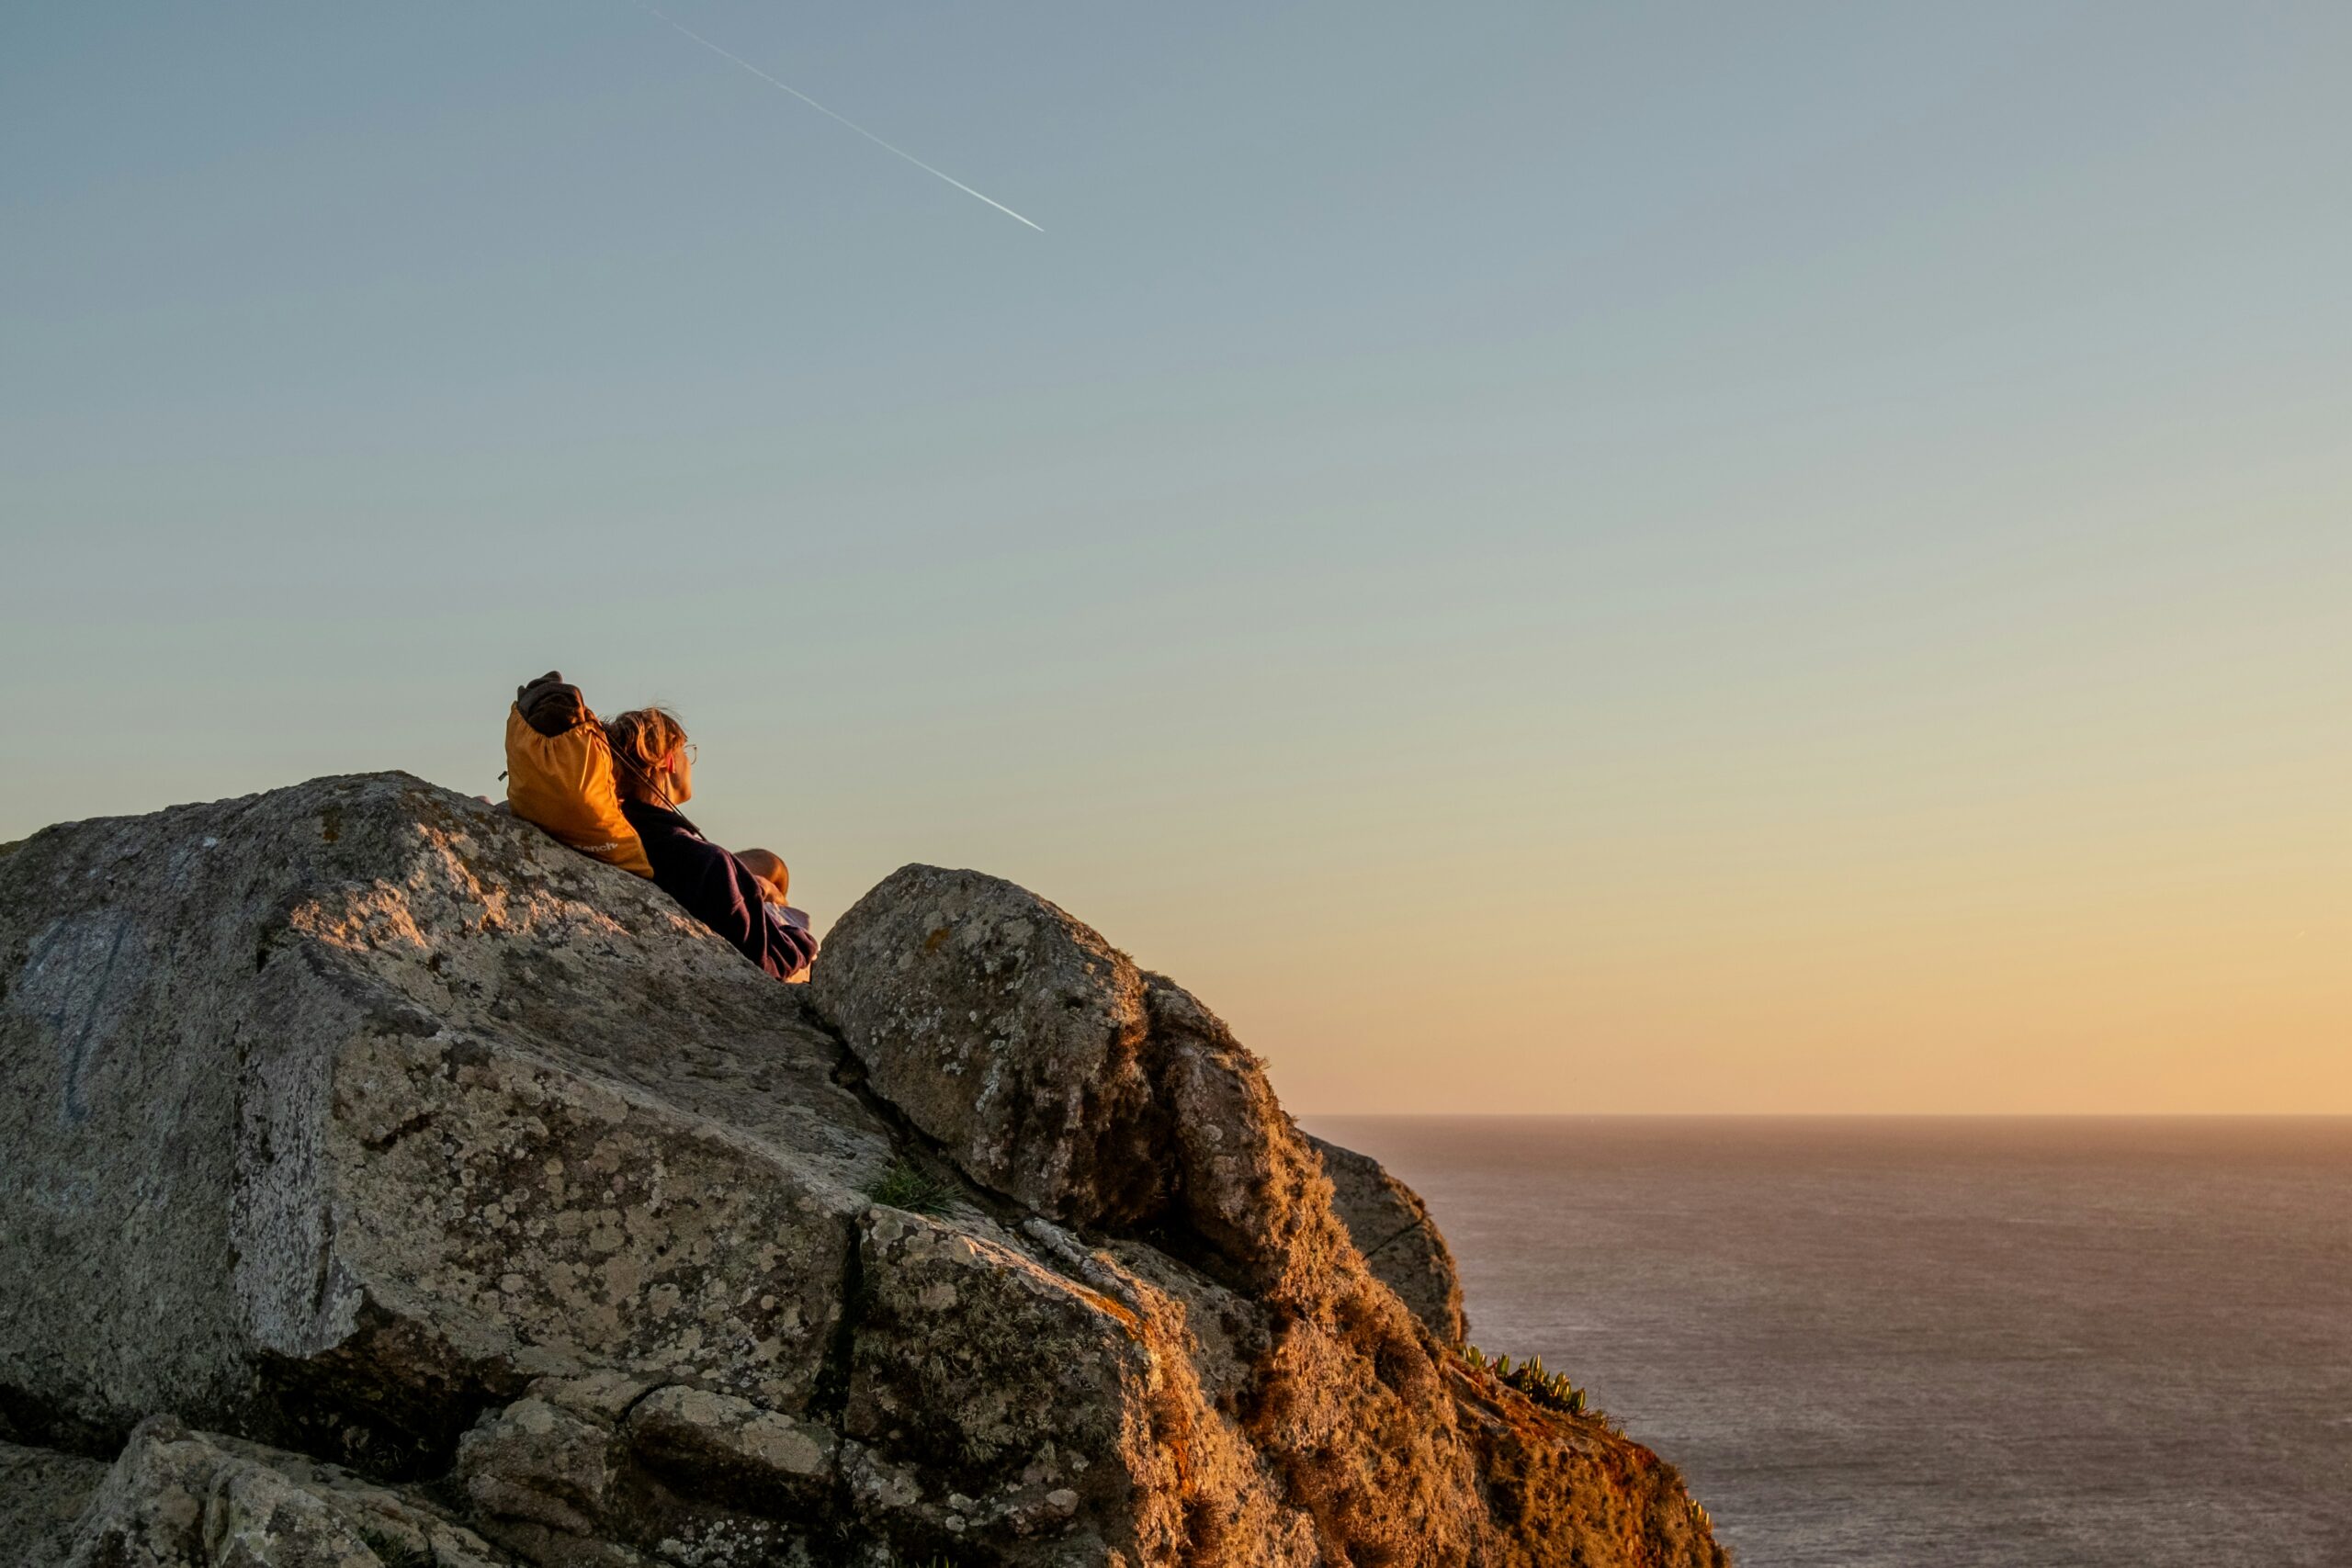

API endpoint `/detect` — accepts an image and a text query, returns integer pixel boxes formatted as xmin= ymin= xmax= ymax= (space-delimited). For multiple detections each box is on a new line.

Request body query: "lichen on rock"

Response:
xmin=0 ymin=773 xmax=1725 ymax=1566
xmin=51 ymin=1415 xmax=514 ymax=1568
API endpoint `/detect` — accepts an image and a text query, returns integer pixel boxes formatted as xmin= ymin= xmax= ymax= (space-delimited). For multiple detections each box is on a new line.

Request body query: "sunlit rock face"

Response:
xmin=1305 ymin=1135 xmax=1470 ymax=1348
xmin=809 ymin=863 xmax=1162 ymax=1229
xmin=0 ymin=773 xmax=884 ymax=1482
xmin=811 ymin=867 xmax=1358 ymax=1304
xmin=0 ymin=773 xmax=1724 ymax=1567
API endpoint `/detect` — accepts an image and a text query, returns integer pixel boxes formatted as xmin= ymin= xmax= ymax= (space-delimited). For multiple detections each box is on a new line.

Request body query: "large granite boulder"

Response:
xmin=0 ymin=773 xmax=888 ymax=1483
xmin=0 ymin=774 xmax=1725 ymax=1567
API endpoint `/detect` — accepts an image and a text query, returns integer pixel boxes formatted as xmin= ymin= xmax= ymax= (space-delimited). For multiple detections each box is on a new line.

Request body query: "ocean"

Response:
xmin=1300 ymin=1116 xmax=2352 ymax=1568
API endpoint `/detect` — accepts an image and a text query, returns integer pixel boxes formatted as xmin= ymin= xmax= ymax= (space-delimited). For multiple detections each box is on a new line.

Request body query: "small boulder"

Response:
xmin=811 ymin=865 xmax=1162 ymax=1225
xmin=53 ymin=1415 xmax=513 ymax=1568
xmin=1143 ymin=975 xmax=1358 ymax=1301
xmin=0 ymin=1440 xmax=108 ymax=1568
xmin=811 ymin=869 xmax=1360 ymax=1302
xmin=845 ymin=1205 xmax=1314 ymax=1565
xmin=457 ymin=1395 xmax=618 ymax=1540
xmin=622 ymin=1385 xmax=837 ymax=1507
xmin=1306 ymin=1134 xmax=1469 ymax=1344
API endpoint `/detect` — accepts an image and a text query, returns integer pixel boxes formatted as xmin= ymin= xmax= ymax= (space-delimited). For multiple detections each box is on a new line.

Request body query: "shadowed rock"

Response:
xmin=0 ymin=1440 xmax=107 ymax=1566
xmin=52 ymin=1415 xmax=514 ymax=1568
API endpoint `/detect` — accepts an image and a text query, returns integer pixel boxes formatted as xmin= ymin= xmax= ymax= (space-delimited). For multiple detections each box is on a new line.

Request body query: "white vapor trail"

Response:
xmin=638 ymin=4 xmax=1043 ymax=231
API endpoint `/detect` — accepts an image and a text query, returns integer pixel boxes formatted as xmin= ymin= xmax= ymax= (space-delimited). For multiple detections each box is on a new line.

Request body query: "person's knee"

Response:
xmin=739 ymin=847 xmax=789 ymax=906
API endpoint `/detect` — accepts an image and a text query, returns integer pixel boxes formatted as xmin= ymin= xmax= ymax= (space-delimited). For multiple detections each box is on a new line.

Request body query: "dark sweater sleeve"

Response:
xmin=675 ymin=845 xmax=816 ymax=981
xmin=623 ymin=806 xmax=817 ymax=981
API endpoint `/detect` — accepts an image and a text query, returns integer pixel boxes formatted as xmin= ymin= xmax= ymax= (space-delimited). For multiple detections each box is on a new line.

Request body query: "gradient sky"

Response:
xmin=6 ymin=3 xmax=2346 ymax=1112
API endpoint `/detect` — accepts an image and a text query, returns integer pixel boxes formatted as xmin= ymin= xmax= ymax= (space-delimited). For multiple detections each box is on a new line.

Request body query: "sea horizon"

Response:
xmin=1300 ymin=1111 xmax=2352 ymax=1119
xmin=1304 ymin=1112 xmax=2352 ymax=1568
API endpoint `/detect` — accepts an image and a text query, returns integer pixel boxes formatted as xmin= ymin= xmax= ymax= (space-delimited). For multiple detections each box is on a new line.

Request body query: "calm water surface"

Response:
xmin=1301 ymin=1117 xmax=2352 ymax=1568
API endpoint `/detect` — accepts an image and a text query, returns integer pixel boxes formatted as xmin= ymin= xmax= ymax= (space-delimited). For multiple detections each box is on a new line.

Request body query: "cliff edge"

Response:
xmin=0 ymin=773 xmax=1724 ymax=1567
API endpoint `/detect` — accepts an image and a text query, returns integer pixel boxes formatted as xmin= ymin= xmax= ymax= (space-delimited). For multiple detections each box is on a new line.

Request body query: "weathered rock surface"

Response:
xmin=46 ymin=1414 xmax=514 ymax=1568
xmin=808 ymin=865 xmax=1158 ymax=1229
xmin=810 ymin=870 xmax=1355 ymax=1306
xmin=0 ymin=773 xmax=889 ymax=1483
xmin=1305 ymin=1136 xmax=1468 ymax=1346
xmin=0 ymin=773 xmax=1725 ymax=1566
xmin=0 ymin=1439 xmax=107 ymax=1565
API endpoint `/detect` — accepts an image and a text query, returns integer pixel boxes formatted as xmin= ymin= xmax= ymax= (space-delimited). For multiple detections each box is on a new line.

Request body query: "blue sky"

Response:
xmin=6 ymin=3 xmax=2347 ymax=1111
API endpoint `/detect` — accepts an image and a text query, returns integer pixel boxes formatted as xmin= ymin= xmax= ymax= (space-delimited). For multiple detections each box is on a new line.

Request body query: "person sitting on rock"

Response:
xmin=603 ymin=706 xmax=817 ymax=983
xmin=737 ymin=846 xmax=817 ymax=985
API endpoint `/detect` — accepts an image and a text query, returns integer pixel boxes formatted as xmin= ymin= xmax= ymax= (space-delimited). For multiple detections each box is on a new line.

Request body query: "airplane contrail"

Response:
xmin=637 ymin=3 xmax=1043 ymax=232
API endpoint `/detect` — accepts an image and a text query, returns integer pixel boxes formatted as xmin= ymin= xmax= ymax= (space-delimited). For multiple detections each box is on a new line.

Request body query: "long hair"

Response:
xmin=603 ymin=706 xmax=688 ymax=807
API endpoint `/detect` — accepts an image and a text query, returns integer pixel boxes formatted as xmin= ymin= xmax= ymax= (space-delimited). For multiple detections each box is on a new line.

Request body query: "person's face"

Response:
xmin=662 ymin=739 xmax=695 ymax=804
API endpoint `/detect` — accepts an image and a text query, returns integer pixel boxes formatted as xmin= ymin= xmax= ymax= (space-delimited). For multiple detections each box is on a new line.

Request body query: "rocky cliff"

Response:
xmin=0 ymin=773 xmax=1724 ymax=1568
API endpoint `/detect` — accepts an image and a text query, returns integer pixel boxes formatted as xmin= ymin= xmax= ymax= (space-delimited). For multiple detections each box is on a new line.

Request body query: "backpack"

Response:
xmin=503 ymin=672 xmax=654 ymax=878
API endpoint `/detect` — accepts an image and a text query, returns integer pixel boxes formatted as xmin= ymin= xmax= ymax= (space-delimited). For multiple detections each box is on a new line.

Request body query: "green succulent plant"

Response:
xmin=1461 ymin=1343 xmax=1598 ymax=1419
